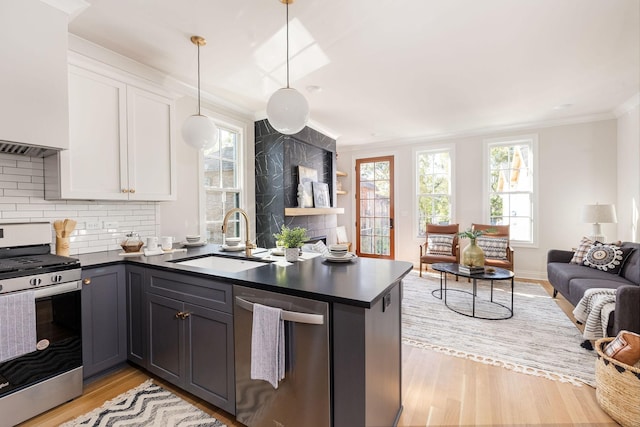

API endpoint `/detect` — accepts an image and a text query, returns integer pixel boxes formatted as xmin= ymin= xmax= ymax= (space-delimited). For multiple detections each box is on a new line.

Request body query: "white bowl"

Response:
xmin=328 ymin=244 xmax=348 ymax=257
xmin=225 ymin=237 xmax=242 ymax=246
xmin=185 ymin=235 xmax=201 ymax=243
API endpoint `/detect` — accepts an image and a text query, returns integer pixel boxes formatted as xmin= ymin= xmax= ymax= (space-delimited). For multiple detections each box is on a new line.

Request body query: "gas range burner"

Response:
xmin=0 ymin=254 xmax=79 ymax=275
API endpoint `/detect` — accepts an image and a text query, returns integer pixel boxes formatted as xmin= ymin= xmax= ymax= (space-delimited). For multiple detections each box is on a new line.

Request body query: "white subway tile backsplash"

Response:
xmin=16 ymin=204 xmax=57 ymax=211
xmin=0 ymin=153 xmax=159 ymax=255
xmin=0 ymin=174 xmax=33 ymax=183
xmin=3 ymin=211 xmax=43 ymax=218
xmin=3 ymin=167 xmax=37 ymax=176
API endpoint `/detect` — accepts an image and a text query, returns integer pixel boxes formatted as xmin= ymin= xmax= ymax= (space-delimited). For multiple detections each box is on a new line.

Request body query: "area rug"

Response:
xmin=61 ymin=380 xmax=226 ymax=426
xmin=401 ymin=271 xmax=596 ymax=387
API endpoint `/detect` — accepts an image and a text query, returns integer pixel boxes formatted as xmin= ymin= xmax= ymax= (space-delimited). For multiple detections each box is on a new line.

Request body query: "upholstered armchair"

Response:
xmin=419 ymin=224 xmax=460 ymax=277
xmin=471 ymin=223 xmax=514 ymax=272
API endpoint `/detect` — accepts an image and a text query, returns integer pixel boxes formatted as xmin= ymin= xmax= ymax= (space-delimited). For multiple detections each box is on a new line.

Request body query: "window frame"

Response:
xmin=482 ymin=134 xmax=538 ymax=247
xmin=413 ymin=144 xmax=456 ymax=239
xmin=198 ymin=117 xmax=246 ymax=244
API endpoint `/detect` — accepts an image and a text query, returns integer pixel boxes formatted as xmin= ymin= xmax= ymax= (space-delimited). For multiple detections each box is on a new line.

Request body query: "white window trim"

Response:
xmin=197 ymin=108 xmax=252 ymax=241
xmin=412 ymin=143 xmax=456 ymax=240
xmin=482 ymin=134 xmax=538 ymax=248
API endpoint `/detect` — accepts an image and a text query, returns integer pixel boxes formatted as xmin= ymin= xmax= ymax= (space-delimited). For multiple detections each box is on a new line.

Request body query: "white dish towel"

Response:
xmin=0 ymin=290 xmax=36 ymax=363
xmin=250 ymin=303 xmax=285 ymax=388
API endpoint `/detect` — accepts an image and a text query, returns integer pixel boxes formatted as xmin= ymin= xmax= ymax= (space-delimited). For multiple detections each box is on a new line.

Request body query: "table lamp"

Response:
xmin=581 ymin=203 xmax=617 ymax=242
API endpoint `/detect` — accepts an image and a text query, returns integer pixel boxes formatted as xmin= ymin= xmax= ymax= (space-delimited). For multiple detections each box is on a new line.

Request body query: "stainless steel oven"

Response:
xmin=0 ymin=222 xmax=82 ymax=426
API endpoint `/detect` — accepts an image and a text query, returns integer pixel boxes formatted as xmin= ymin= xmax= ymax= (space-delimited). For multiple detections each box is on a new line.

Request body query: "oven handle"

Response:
xmin=235 ymin=296 xmax=324 ymax=325
xmin=34 ymin=281 xmax=81 ymax=299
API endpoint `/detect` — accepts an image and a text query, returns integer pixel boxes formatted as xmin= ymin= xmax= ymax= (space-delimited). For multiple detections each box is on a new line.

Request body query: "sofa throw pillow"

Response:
xmin=476 ymin=236 xmax=508 ymax=260
xmin=582 ymin=243 xmax=635 ymax=275
xmin=604 ymin=330 xmax=640 ymax=366
xmin=426 ymin=234 xmax=454 ymax=256
xmin=570 ymin=237 xmax=594 ymax=264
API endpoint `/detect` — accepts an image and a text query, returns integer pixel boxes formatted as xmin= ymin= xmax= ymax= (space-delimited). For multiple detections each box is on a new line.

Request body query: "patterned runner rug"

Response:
xmin=402 ymin=270 xmax=596 ymax=387
xmin=61 ymin=380 xmax=226 ymax=426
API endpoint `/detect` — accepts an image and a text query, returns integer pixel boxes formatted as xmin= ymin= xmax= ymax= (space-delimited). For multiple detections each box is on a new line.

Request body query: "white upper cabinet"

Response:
xmin=0 ymin=0 xmax=69 ymax=150
xmin=45 ymin=62 xmax=177 ymax=201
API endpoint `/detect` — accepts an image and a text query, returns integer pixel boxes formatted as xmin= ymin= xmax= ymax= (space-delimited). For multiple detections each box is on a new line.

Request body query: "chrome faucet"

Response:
xmin=221 ymin=208 xmax=256 ymax=257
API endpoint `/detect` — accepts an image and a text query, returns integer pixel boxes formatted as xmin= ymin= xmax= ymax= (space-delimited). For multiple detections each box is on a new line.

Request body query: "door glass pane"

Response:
xmin=360 ymin=163 xmax=374 ymax=181
xmin=374 ymin=236 xmax=390 ymax=256
xmin=374 ymin=161 xmax=390 ymax=180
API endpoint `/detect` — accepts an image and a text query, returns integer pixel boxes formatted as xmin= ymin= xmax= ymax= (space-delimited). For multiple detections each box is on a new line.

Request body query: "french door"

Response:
xmin=355 ymin=156 xmax=395 ymax=259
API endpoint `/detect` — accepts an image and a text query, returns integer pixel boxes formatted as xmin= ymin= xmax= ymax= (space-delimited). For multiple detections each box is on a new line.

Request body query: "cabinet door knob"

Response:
xmin=175 ymin=311 xmax=183 ymax=319
xmin=83 ymin=278 xmax=91 ymax=285
xmin=181 ymin=312 xmax=190 ymax=319
xmin=130 ymin=188 xmax=135 ymax=194
xmin=122 ymin=189 xmax=129 ymax=193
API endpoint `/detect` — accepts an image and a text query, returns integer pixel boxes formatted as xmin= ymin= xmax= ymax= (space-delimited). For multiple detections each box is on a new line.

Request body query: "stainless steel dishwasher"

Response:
xmin=234 ymin=285 xmax=330 ymax=427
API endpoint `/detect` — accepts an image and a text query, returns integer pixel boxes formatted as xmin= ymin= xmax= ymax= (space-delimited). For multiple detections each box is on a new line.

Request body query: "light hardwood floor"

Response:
xmin=20 ymin=278 xmax=616 ymax=427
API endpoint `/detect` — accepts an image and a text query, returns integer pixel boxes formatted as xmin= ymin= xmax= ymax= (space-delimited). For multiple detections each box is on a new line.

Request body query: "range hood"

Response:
xmin=0 ymin=142 xmax=59 ymax=158
xmin=0 ymin=0 xmax=88 ymax=158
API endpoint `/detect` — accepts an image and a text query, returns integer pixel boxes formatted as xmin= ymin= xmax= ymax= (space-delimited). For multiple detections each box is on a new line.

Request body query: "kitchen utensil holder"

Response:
xmin=56 ymin=236 xmax=70 ymax=256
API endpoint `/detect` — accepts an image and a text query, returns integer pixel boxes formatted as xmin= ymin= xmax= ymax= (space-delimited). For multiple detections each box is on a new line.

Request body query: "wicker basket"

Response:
xmin=595 ymin=337 xmax=640 ymax=427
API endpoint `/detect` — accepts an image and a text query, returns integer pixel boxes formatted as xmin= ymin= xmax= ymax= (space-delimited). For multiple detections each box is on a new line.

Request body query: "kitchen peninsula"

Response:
xmin=78 ymin=245 xmax=412 ymax=427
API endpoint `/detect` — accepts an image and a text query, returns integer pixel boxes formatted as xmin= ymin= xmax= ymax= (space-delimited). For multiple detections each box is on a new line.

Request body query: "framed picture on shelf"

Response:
xmin=298 ymin=166 xmax=317 ymax=208
xmin=312 ymin=182 xmax=330 ymax=208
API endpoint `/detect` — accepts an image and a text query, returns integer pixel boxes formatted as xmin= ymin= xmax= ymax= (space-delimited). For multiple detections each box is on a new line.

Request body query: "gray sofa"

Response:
xmin=547 ymin=241 xmax=640 ymax=335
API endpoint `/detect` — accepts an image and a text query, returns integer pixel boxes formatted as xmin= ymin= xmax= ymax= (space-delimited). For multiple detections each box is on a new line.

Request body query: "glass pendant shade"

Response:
xmin=267 ymin=87 xmax=309 ymax=135
xmin=182 ymin=114 xmax=218 ymax=150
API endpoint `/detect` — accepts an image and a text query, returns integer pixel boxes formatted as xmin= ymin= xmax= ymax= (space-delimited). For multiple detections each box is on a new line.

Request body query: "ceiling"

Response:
xmin=68 ymin=0 xmax=640 ymax=147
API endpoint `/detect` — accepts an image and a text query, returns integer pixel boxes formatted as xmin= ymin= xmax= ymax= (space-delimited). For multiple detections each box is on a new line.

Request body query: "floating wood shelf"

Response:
xmin=336 ymin=190 xmax=347 ymax=195
xmin=336 ymin=170 xmax=347 ymax=177
xmin=285 ymin=207 xmax=345 ymax=216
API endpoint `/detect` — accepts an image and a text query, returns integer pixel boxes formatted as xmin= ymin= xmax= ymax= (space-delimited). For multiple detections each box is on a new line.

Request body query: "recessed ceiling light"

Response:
xmin=306 ymin=85 xmax=323 ymax=94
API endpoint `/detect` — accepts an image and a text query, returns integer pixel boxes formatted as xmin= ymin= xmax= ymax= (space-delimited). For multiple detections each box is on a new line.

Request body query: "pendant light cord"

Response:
xmin=286 ymin=1 xmax=290 ymax=89
xmin=197 ymin=42 xmax=202 ymax=115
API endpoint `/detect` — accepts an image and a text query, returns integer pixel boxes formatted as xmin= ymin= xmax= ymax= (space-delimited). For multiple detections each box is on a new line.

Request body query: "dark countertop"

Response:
xmin=77 ymin=245 xmax=413 ymax=308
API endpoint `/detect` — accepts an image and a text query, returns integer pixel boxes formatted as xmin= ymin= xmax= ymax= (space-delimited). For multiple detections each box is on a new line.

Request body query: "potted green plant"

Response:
xmin=273 ymin=225 xmax=308 ymax=261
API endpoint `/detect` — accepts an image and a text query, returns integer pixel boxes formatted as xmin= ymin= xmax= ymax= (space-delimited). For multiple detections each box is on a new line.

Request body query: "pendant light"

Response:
xmin=266 ymin=0 xmax=310 ymax=135
xmin=182 ymin=35 xmax=218 ymax=150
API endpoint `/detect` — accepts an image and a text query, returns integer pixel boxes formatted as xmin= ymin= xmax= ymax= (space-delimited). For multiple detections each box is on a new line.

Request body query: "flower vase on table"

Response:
xmin=461 ymin=238 xmax=485 ymax=267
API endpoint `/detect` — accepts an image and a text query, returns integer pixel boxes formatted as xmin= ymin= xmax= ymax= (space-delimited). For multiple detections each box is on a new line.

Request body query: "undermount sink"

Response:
xmin=175 ymin=255 xmax=270 ymax=273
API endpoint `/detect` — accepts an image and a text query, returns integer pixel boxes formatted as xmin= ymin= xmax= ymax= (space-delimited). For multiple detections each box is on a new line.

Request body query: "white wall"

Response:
xmin=337 ymin=119 xmax=619 ymax=279
xmin=616 ymin=100 xmax=640 ymax=242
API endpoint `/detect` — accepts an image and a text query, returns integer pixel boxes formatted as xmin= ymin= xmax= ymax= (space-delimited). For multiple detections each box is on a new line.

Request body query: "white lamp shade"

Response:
xmin=266 ymin=88 xmax=310 ymax=135
xmin=580 ymin=204 xmax=617 ymax=224
xmin=181 ymin=114 xmax=218 ymax=150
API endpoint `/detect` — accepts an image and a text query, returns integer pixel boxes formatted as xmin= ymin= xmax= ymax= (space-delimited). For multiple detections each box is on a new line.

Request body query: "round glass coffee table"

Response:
xmin=431 ymin=262 xmax=515 ymax=320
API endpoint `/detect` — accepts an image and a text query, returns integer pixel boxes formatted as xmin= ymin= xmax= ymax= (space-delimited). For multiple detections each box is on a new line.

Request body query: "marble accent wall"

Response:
xmin=255 ymin=119 xmax=337 ymax=248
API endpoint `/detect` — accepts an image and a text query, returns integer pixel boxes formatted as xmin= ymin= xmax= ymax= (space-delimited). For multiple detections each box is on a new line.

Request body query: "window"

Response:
xmin=416 ymin=148 xmax=452 ymax=237
xmin=202 ymin=125 xmax=242 ymax=243
xmin=485 ymin=135 xmax=537 ymax=244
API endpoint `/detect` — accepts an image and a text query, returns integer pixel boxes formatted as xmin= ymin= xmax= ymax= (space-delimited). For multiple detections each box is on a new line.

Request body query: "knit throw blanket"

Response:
xmin=573 ymin=288 xmax=617 ymax=341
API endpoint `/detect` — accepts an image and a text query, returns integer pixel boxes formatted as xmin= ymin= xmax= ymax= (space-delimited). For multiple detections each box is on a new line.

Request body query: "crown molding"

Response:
xmin=614 ymin=92 xmax=640 ymax=117
xmin=337 ymin=112 xmax=616 ymax=151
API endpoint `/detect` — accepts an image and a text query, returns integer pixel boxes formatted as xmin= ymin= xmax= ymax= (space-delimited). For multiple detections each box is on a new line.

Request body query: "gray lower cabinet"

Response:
xmin=332 ymin=280 xmax=402 ymax=426
xmin=145 ymin=269 xmax=235 ymax=414
xmin=126 ymin=265 xmax=147 ymax=367
xmin=81 ymin=265 xmax=127 ymax=379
